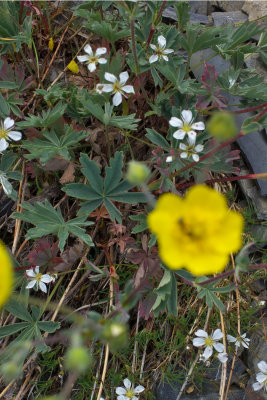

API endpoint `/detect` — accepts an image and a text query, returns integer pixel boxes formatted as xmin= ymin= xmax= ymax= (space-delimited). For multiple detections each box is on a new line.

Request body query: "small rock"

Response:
xmin=217 ymin=1 xmax=245 ymax=12
xmin=189 ymin=1 xmax=208 ymax=15
xmin=211 ymin=10 xmax=248 ymax=26
xmin=162 ymin=7 xmax=210 ymax=25
xmin=244 ymin=54 xmax=267 ymax=84
xmin=242 ymin=0 xmax=267 ymax=21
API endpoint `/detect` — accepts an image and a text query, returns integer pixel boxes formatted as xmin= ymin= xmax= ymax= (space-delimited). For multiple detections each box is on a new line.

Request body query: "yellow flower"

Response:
xmin=147 ymin=185 xmax=243 ymax=276
xmin=48 ymin=37 xmax=54 ymax=51
xmin=67 ymin=60 xmax=79 ymax=74
xmin=0 ymin=241 xmax=13 ymax=307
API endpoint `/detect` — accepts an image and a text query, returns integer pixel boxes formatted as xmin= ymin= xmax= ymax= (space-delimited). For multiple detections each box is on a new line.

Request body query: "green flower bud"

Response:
xmin=102 ymin=322 xmax=127 ymax=350
xmin=207 ymin=112 xmax=237 ymax=141
xmin=1 ymin=361 xmax=22 ymax=382
xmin=126 ymin=161 xmax=150 ymax=185
xmin=64 ymin=346 xmax=92 ymax=374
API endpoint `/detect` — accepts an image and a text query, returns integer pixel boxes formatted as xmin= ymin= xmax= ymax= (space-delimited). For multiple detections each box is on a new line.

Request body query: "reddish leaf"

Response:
xmin=196 ymin=62 xmax=227 ymax=109
xmin=28 ymin=239 xmax=61 ymax=269
xmin=90 ymin=204 xmax=111 ymax=221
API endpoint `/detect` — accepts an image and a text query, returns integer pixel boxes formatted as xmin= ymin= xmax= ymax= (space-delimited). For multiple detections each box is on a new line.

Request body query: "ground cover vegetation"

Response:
xmin=0 ymin=1 xmax=266 ymax=399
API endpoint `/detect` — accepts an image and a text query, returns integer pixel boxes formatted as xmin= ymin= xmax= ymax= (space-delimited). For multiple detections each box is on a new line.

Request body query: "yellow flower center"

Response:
xmin=178 ymin=219 xmax=202 ymax=239
xmin=35 ymin=273 xmax=43 ymax=282
xmin=89 ymin=56 xmax=97 ymax=63
xmin=205 ymin=337 xmax=213 ymax=347
xmin=126 ymin=390 xmax=134 ymax=398
xmin=182 ymin=124 xmax=191 ymax=132
xmin=113 ymin=81 xmax=123 ymax=93
xmin=0 ymin=127 xmax=8 ymax=139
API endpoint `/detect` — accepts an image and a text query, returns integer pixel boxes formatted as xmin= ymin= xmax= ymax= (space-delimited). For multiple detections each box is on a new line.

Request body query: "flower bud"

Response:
xmin=67 ymin=60 xmax=79 ymax=74
xmin=64 ymin=346 xmax=92 ymax=374
xmin=48 ymin=37 xmax=54 ymax=51
xmin=102 ymin=322 xmax=127 ymax=350
xmin=126 ymin=161 xmax=150 ymax=185
xmin=207 ymin=112 xmax=237 ymax=141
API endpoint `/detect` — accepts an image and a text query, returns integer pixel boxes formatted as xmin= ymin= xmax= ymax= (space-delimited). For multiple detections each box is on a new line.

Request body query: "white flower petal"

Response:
xmin=191 ymin=121 xmax=205 ymax=130
xmin=193 ymin=338 xmax=206 ymax=347
xmin=116 ymin=387 xmax=127 ymax=395
xmin=26 ymin=269 xmax=36 ymax=277
xmin=162 ymin=55 xmax=169 ymax=62
xmin=95 ymin=47 xmax=107 ymax=56
xmin=132 ymin=397 xmax=138 ymax=400
xmin=77 ymin=55 xmax=89 ymax=63
xmin=258 ymin=361 xmax=267 ymax=373
xmin=88 ymin=62 xmax=97 ymax=72
xmin=173 ymin=129 xmax=186 ymax=140
xmin=113 ymin=92 xmax=122 ymax=106
xmin=203 ymin=346 xmax=213 ymax=359
xmin=181 ymin=110 xmax=192 ymax=124
xmin=26 ymin=280 xmax=37 ymax=289
xmin=150 ymin=44 xmax=157 ymax=51
xmin=192 ymin=154 xmax=199 ymax=162
xmin=166 ymin=156 xmax=173 ymax=162
xmin=4 ymin=117 xmax=14 ymax=130
xmin=123 ymin=378 xmax=132 ymax=390
xmin=218 ymin=352 xmax=228 ymax=363
xmin=41 ymin=274 xmax=53 ymax=283
xmin=213 ymin=342 xmax=225 ymax=353
xmin=252 ymin=381 xmax=263 ymax=391
xmin=134 ymin=385 xmax=145 ymax=393
xmin=104 ymin=72 xmax=117 ymax=83
xmin=101 ymin=84 xmax=114 ymax=93
xmin=98 ymin=58 xmax=107 ymax=64
xmin=149 ymin=54 xmax=158 ymax=64
xmin=117 ymin=396 xmax=127 ymax=400
xmin=256 ymin=372 xmax=267 ymax=383
xmin=39 ymin=281 xmax=47 ymax=293
xmin=163 ymin=48 xmax=174 ymax=54
xmin=187 ymin=130 xmax=196 ymax=142
xmin=123 ymin=85 xmax=135 ymax=94
xmin=195 ymin=144 xmax=204 ymax=152
xmin=195 ymin=330 xmax=208 ymax=338
xmin=119 ymin=71 xmax=129 ymax=85
xmin=8 ymin=131 xmax=22 ymax=141
xmin=227 ymin=335 xmax=236 ymax=343
xmin=0 ymin=139 xmax=9 ymax=151
xmin=35 ymin=266 xmax=40 ymax=274
xmin=187 ymin=134 xmax=196 ymax=146
xmin=157 ymin=35 xmax=166 ymax=48
xmin=179 ymin=143 xmax=187 ymax=151
xmin=84 ymin=44 xmax=93 ymax=56
xmin=169 ymin=117 xmax=183 ymax=128
xmin=213 ymin=329 xmax=223 ymax=340
xmin=180 ymin=152 xmax=187 ymax=159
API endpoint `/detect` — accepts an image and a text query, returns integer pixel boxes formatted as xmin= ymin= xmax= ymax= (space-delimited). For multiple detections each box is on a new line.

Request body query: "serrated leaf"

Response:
xmin=146 ymin=128 xmax=170 ymax=149
xmin=13 ymin=200 xmax=94 ymax=252
xmin=64 ymin=152 xmax=147 ymax=223
xmin=0 ymin=322 xmax=29 ymax=338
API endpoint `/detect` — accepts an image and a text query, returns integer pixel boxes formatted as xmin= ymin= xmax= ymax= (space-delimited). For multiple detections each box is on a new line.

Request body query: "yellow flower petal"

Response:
xmin=67 ymin=60 xmax=79 ymax=74
xmin=148 ymin=185 xmax=243 ymax=276
xmin=48 ymin=37 xmax=54 ymax=51
xmin=0 ymin=241 xmax=13 ymax=307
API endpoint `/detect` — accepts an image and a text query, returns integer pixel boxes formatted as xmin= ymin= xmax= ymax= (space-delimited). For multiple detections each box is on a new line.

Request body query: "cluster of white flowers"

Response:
xmin=167 ymin=110 xmax=205 ymax=163
xmin=25 ymin=266 xmax=57 ymax=293
xmin=193 ymin=329 xmax=250 ymax=365
xmin=116 ymin=378 xmax=144 ymax=400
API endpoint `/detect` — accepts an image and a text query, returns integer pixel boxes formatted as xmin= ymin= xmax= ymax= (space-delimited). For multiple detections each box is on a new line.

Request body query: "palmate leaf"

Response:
xmin=13 ymin=200 xmax=94 ymax=252
xmin=64 ymin=152 xmax=147 ymax=223
xmin=21 ymin=125 xmax=89 ymax=165
xmin=16 ymin=102 xmax=67 ymax=128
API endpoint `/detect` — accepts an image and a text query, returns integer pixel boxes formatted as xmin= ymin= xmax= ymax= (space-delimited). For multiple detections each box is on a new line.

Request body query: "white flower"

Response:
xmin=169 ymin=110 xmax=205 ymax=142
xmin=96 ymin=72 xmax=135 ymax=106
xmin=252 ymin=361 xmax=267 ymax=392
xmin=179 ymin=135 xmax=204 ymax=162
xmin=166 ymin=156 xmax=173 ymax=162
xmin=77 ymin=44 xmax=107 ymax=72
xmin=227 ymin=333 xmax=250 ymax=349
xmin=217 ymin=352 xmax=228 ymax=363
xmin=149 ymin=35 xmax=174 ymax=64
xmin=193 ymin=329 xmax=225 ymax=360
xmin=25 ymin=266 xmax=53 ymax=293
xmin=0 ymin=118 xmax=22 ymax=152
xmin=116 ymin=378 xmax=145 ymax=400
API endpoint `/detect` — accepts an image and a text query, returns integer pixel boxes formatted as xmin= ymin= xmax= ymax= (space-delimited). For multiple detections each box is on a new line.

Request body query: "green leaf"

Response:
xmin=16 ymin=102 xmax=67 ymax=128
xmin=0 ymin=322 xmax=29 ymax=338
xmin=64 ymin=152 xmax=147 ymax=223
xmin=37 ymin=321 xmax=60 ymax=333
xmin=146 ymin=128 xmax=170 ymax=149
xmin=5 ymin=300 xmax=33 ymax=322
xmin=130 ymin=214 xmax=148 ymax=234
xmin=21 ymin=125 xmax=88 ymax=165
xmin=13 ymin=200 xmax=94 ymax=252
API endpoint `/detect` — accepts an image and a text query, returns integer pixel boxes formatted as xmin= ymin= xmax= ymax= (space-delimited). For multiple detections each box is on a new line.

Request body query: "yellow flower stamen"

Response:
xmin=126 ymin=389 xmax=134 ymax=398
xmin=205 ymin=337 xmax=213 ymax=347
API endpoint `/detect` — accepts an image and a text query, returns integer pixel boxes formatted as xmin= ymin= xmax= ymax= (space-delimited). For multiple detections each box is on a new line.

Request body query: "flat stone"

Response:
xmin=217 ymin=1 xmax=245 ymax=12
xmin=162 ymin=7 xmax=210 ymax=25
xmin=189 ymin=1 xmax=208 ymax=15
xmin=242 ymin=0 xmax=267 ymax=21
xmin=245 ymin=53 xmax=267 ymax=84
xmin=211 ymin=10 xmax=248 ymax=26
xmin=190 ymin=49 xmax=267 ymax=198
